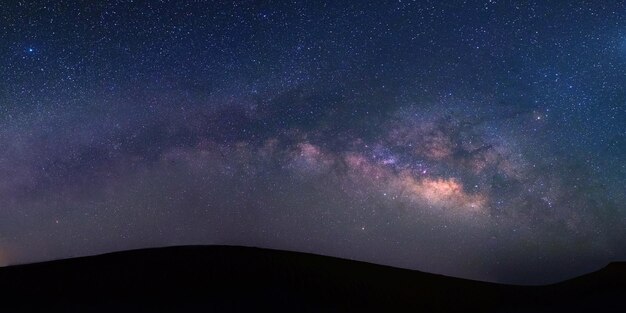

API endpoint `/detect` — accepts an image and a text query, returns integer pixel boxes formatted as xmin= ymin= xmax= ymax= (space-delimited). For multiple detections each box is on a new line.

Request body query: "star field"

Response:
xmin=0 ymin=0 xmax=624 ymax=284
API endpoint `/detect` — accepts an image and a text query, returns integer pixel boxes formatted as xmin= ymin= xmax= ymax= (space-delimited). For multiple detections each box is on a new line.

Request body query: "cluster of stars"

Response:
xmin=0 ymin=0 xmax=623 ymax=285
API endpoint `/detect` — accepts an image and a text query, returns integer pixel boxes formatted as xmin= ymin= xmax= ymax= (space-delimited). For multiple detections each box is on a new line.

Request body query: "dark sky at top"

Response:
xmin=0 ymin=0 xmax=624 ymax=284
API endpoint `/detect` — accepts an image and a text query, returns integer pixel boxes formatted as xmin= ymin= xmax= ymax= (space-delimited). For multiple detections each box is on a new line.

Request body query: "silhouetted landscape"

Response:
xmin=0 ymin=245 xmax=623 ymax=312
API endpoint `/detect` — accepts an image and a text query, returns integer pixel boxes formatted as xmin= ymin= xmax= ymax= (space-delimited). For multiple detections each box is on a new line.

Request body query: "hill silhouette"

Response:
xmin=0 ymin=245 xmax=623 ymax=312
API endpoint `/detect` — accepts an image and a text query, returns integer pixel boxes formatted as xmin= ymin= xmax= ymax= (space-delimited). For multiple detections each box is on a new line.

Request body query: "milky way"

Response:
xmin=0 ymin=1 xmax=624 ymax=284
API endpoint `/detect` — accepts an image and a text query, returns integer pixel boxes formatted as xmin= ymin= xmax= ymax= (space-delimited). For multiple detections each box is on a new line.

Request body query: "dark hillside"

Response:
xmin=0 ymin=245 xmax=623 ymax=312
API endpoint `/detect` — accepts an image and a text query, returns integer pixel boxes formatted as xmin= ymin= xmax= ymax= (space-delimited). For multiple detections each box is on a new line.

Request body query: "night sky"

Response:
xmin=1 ymin=0 xmax=625 ymax=284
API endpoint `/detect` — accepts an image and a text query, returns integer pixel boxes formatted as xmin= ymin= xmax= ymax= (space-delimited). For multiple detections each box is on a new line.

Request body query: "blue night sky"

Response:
xmin=0 ymin=0 xmax=624 ymax=284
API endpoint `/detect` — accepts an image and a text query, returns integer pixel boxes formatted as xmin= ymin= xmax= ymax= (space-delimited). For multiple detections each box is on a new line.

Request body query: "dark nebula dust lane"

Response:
xmin=0 ymin=1 xmax=625 ymax=284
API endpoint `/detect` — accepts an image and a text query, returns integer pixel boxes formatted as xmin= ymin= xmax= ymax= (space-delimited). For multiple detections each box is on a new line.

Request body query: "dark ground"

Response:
xmin=0 ymin=245 xmax=624 ymax=312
